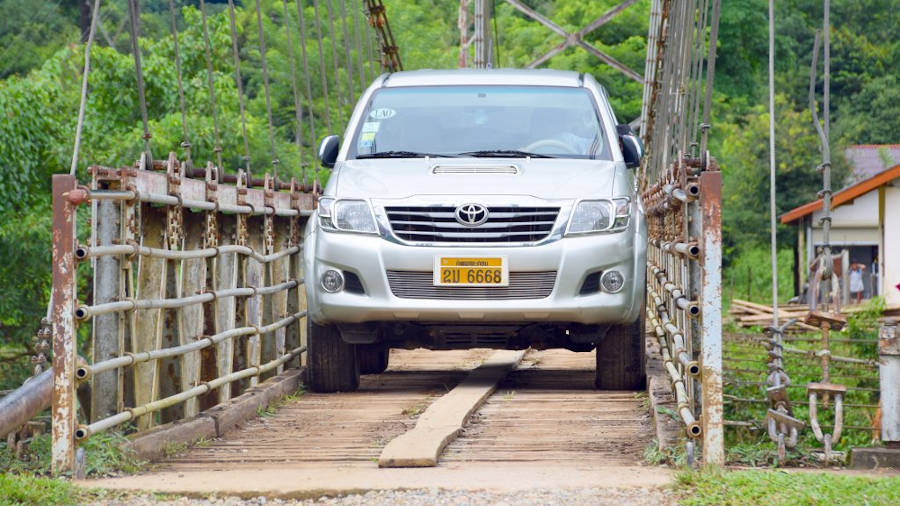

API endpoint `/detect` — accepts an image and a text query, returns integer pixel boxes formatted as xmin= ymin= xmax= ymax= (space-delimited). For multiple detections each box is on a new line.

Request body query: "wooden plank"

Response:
xmin=133 ymin=205 xmax=167 ymax=431
xmin=378 ymin=350 xmax=525 ymax=468
xmin=266 ymin=217 xmax=291 ymax=376
xmin=179 ymin=215 xmax=206 ymax=417
xmin=244 ymin=216 xmax=265 ymax=387
xmin=284 ymin=222 xmax=303 ymax=370
xmin=215 ymin=217 xmax=238 ymax=403
xmin=159 ymin=259 xmax=182 ymax=422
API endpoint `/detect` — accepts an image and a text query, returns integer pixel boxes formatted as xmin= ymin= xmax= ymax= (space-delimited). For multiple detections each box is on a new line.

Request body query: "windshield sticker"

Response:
xmin=362 ymin=121 xmax=381 ymax=133
xmin=360 ymin=132 xmax=376 ymax=141
xmin=369 ymin=108 xmax=396 ymax=120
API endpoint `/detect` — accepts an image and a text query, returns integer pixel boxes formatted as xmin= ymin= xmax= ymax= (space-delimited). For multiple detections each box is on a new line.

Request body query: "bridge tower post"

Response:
xmin=51 ymin=174 xmax=79 ymax=474
xmin=699 ymin=170 xmax=724 ymax=465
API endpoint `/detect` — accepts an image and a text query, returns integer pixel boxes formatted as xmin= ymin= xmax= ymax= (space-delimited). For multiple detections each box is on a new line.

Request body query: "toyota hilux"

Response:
xmin=304 ymin=69 xmax=647 ymax=392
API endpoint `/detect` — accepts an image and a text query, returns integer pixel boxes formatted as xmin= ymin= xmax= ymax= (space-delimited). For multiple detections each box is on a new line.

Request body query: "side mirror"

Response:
xmin=616 ymin=124 xmax=643 ymax=169
xmin=318 ymin=135 xmax=340 ymax=168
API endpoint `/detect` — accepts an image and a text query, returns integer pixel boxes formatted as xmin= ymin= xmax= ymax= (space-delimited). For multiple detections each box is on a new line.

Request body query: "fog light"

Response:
xmin=321 ymin=269 xmax=344 ymax=293
xmin=600 ymin=270 xmax=625 ymax=293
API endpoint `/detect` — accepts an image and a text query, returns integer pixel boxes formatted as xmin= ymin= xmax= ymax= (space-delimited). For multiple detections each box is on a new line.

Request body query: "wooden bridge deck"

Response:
xmin=158 ymin=348 xmax=653 ymax=472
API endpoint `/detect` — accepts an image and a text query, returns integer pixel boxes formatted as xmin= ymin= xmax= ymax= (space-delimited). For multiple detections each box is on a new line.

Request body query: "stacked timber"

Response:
xmin=728 ymin=298 xmax=900 ymax=331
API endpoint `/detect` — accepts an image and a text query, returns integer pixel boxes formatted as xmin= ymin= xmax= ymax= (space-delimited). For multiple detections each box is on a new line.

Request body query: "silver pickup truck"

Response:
xmin=304 ymin=69 xmax=647 ymax=392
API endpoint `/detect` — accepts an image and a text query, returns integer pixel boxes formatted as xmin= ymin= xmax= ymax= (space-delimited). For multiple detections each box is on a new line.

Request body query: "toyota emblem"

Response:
xmin=455 ymin=203 xmax=489 ymax=227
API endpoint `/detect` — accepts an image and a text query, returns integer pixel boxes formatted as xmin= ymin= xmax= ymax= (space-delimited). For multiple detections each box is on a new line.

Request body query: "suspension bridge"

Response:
xmin=1 ymin=0 xmax=892 ymax=496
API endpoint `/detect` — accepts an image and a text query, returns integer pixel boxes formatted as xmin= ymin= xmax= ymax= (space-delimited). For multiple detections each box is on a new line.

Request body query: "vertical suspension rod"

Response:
xmin=70 ymin=0 xmax=101 ymax=176
xmin=767 ymin=0 xmax=778 ymax=329
xmin=227 ymin=0 xmax=252 ymax=171
xmin=254 ymin=0 xmax=279 ymax=178
xmin=127 ymin=0 xmax=152 ymax=162
xmin=199 ymin=0 xmax=224 ymax=169
xmin=168 ymin=0 xmax=192 ymax=169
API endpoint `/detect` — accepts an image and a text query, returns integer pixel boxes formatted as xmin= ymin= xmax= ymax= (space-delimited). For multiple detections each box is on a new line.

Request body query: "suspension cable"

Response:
xmin=254 ymin=0 xmax=279 ymax=179
xmin=311 ymin=1 xmax=333 ymax=132
xmin=198 ymin=0 xmax=223 ymax=170
xmin=227 ymin=0 xmax=252 ymax=171
xmin=324 ymin=0 xmax=346 ymax=110
xmin=70 ymin=0 xmax=101 ymax=176
xmin=338 ymin=0 xmax=355 ymax=103
xmin=351 ymin=0 xmax=366 ymax=93
xmin=127 ymin=0 xmax=152 ymax=163
xmin=167 ymin=0 xmax=192 ymax=169
xmin=768 ymin=0 xmax=778 ymax=328
xmin=282 ymin=0 xmax=305 ymax=179
xmin=686 ymin=0 xmax=709 ymax=153
xmin=363 ymin=7 xmax=377 ymax=77
xmin=698 ymin=0 xmax=720 ymax=159
xmin=294 ymin=0 xmax=318 ymax=185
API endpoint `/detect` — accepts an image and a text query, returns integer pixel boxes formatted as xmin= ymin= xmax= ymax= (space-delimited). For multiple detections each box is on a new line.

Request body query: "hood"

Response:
xmin=330 ymin=158 xmax=622 ymax=200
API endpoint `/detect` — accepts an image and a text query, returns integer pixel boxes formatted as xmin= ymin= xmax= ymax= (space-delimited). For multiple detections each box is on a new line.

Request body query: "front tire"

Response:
xmin=595 ymin=305 xmax=646 ymax=390
xmin=305 ymin=319 xmax=360 ymax=392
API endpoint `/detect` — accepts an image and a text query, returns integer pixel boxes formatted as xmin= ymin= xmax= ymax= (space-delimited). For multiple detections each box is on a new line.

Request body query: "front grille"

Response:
xmin=384 ymin=206 xmax=560 ymax=243
xmin=386 ymin=271 xmax=556 ymax=300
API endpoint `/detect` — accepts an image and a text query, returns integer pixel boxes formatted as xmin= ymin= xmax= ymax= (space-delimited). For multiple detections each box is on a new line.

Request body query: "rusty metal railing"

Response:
xmin=642 ymin=158 xmax=723 ymax=464
xmin=639 ymin=0 xmax=723 ymax=465
xmin=48 ymin=154 xmax=315 ymax=472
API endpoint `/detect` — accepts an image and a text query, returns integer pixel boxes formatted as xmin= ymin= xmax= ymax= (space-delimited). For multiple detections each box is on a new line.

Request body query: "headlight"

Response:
xmin=566 ymin=198 xmax=631 ymax=235
xmin=317 ymin=198 xmax=377 ymax=234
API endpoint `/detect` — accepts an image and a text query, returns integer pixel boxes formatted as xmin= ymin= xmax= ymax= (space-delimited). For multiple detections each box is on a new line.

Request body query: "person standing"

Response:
xmin=849 ymin=263 xmax=865 ymax=304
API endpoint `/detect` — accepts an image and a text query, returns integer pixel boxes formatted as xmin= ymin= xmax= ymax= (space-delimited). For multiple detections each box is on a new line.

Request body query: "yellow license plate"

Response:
xmin=434 ymin=256 xmax=509 ymax=287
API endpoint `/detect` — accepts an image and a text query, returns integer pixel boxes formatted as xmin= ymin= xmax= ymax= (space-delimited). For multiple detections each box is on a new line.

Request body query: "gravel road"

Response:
xmin=90 ymin=487 xmax=677 ymax=506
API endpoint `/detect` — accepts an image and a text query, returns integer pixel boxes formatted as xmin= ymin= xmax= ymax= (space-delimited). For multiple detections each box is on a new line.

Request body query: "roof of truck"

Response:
xmin=379 ymin=68 xmax=584 ymax=88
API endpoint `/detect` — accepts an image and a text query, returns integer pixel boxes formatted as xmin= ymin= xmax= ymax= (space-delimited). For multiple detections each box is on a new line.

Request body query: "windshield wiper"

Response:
xmin=357 ymin=150 xmax=458 ymax=159
xmin=456 ymin=149 xmax=556 ymax=158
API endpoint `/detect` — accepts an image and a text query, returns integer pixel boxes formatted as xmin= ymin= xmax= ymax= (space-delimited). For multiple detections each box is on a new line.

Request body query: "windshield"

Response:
xmin=348 ymin=85 xmax=611 ymax=160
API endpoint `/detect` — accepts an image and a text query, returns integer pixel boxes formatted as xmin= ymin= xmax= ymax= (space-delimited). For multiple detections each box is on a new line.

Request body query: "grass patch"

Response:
xmin=257 ymin=387 xmax=307 ymax=418
xmin=401 ymin=402 xmax=428 ymax=418
xmin=0 ymin=473 xmax=86 ymax=505
xmin=643 ymin=441 xmax=686 ymax=467
xmin=163 ymin=441 xmax=189 ymax=458
xmin=1 ymin=431 xmax=144 ymax=477
xmin=674 ymin=468 xmax=900 ymax=505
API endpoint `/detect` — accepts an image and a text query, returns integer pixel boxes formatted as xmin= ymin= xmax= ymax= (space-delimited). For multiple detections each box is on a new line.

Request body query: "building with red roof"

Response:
xmin=781 ymin=162 xmax=900 ymax=305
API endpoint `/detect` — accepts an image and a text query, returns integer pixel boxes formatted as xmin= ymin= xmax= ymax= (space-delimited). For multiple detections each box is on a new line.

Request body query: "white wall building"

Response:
xmin=782 ymin=164 xmax=900 ymax=306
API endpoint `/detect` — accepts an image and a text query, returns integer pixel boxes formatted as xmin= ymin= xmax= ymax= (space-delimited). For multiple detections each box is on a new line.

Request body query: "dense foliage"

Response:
xmin=0 ymin=0 xmax=897 ymax=383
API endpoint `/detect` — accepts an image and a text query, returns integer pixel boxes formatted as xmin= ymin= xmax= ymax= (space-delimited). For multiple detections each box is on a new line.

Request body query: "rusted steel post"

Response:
xmin=698 ymin=169 xmax=724 ymax=465
xmin=51 ymin=174 xmax=78 ymax=474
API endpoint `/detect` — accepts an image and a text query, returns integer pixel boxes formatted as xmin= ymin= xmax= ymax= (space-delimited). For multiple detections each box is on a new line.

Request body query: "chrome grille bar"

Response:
xmin=385 ymin=206 xmax=560 ymax=243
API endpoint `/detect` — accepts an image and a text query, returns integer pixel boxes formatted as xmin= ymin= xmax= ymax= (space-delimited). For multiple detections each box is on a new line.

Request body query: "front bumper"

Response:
xmin=304 ymin=216 xmax=647 ymax=326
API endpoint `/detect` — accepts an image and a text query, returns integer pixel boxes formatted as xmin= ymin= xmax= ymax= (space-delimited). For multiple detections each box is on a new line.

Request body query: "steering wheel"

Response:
xmin=522 ymin=138 xmax=579 ymax=155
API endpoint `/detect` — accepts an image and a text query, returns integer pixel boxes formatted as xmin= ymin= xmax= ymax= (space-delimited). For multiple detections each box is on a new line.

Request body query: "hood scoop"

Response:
xmin=431 ymin=164 xmax=519 ymax=175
